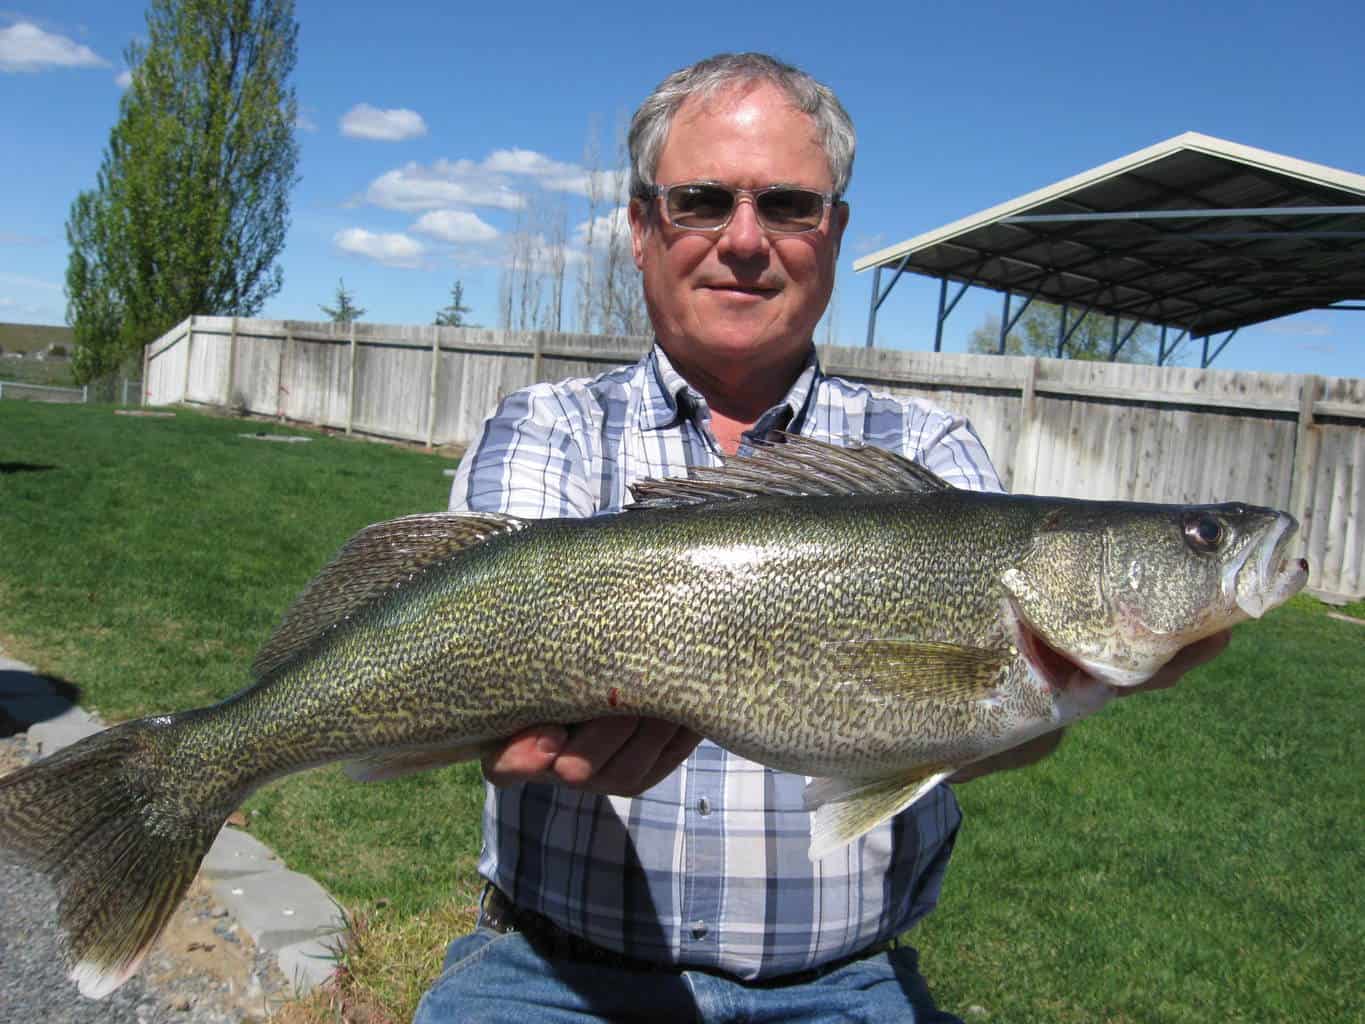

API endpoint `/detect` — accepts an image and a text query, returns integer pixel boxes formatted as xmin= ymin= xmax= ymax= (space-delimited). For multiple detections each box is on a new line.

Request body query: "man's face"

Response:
xmin=628 ymin=82 xmax=849 ymax=386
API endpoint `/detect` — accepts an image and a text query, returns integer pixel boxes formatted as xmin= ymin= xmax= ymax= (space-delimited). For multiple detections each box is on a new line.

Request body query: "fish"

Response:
xmin=0 ymin=435 xmax=1308 ymax=998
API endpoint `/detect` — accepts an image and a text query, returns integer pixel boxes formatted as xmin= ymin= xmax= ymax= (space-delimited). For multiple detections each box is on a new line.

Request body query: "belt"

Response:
xmin=478 ymin=882 xmax=895 ymax=986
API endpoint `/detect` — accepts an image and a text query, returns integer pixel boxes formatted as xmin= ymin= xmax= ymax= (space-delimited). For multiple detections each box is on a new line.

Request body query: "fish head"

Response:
xmin=1002 ymin=501 xmax=1308 ymax=689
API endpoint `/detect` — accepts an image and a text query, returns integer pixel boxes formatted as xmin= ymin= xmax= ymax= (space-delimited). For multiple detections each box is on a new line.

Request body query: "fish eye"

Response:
xmin=1183 ymin=513 xmax=1226 ymax=552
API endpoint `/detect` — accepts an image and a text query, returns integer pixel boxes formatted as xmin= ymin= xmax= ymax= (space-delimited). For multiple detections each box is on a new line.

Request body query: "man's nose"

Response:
xmin=718 ymin=196 xmax=769 ymax=258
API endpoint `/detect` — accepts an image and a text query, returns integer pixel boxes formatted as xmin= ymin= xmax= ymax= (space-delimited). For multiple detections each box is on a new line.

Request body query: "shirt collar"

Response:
xmin=639 ymin=342 xmax=822 ymax=437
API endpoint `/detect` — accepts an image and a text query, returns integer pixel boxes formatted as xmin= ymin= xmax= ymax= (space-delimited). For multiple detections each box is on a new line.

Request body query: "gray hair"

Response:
xmin=627 ymin=52 xmax=856 ymax=202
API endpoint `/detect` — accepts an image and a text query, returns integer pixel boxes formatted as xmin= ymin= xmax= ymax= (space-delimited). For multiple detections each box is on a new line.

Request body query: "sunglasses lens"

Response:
xmin=666 ymin=184 xmax=734 ymax=228
xmin=757 ymin=189 xmax=825 ymax=231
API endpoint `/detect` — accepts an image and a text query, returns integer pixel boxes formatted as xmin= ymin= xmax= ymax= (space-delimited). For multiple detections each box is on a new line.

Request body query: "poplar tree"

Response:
xmin=65 ymin=0 xmax=299 ymax=383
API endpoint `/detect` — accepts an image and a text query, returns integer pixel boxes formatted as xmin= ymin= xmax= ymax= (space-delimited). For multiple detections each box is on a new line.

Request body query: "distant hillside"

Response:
xmin=0 ymin=322 xmax=74 ymax=355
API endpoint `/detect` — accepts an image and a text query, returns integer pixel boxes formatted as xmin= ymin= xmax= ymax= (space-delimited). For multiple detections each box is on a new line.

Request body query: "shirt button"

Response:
xmin=696 ymin=797 xmax=711 ymax=816
xmin=690 ymin=920 xmax=708 ymax=940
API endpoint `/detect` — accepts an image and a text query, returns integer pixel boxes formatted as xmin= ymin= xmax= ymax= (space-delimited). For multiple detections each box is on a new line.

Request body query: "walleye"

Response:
xmin=0 ymin=436 xmax=1307 ymax=998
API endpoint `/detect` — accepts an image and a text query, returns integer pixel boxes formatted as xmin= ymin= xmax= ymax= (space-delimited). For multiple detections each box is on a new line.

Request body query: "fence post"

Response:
xmin=1007 ymin=357 xmax=1040 ymax=492
xmin=531 ymin=330 xmax=544 ymax=384
xmin=141 ymin=321 xmax=155 ymax=406
xmin=277 ymin=329 xmax=290 ymax=420
xmin=346 ymin=320 xmax=357 ymax=435
xmin=225 ymin=315 xmax=239 ymax=408
xmin=426 ymin=326 xmax=441 ymax=448
xmin=1289 ymin=374 xmax=1320 ymax=550
xmin=182 ymin=315 xmax=195 ymax=401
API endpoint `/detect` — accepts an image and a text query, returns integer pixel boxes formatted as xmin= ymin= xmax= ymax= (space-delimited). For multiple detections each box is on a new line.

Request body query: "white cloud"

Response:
xmin=851 ymin=233 xmax=886 ymax=256
xmin=296 ymin=108 xmax=319 ymax=133
xmin=341 ymin=103 xmax=428 ymax=142
xmin=0 ymin=21 xmax=109 ymax=72
xmin=412 ymin=210 xmax=499 ymax=244
xmin=114 ymin=68 xmax=132 ymax=88
xmin=1262 ymin=320 xmax=1332 ymax=337
xmin=333 ymin=228 xmax=426 ymax=269
xmin=0 ymin=271 xmax=61 ymax=291
xmin=1298 ymin=341 xmax=1337 ymax=356
xmin=0 ymin=294 xmax=57 ymax=318
xmin=574 ymin=206 xmax=632 ymax=249
xmin=483 ymin=149 xmax=631 ymax=199
xmin=365 ymin=159 xmax=525 ymax=212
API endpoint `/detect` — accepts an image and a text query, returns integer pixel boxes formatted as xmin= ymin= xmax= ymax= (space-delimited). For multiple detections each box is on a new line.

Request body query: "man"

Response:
xmin=416 ymin=53 xmax=1226 ymax=1023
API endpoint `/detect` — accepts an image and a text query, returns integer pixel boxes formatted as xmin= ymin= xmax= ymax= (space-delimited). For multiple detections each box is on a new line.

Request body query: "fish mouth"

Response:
xmin=1228 ymin=513 xmax=1309 ymax=619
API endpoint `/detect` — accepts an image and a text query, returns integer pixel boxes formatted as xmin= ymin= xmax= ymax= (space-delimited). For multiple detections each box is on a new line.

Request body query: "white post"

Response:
xmin=225 ymin=315 xmax=239 ymax=408
xmin=346 ymin=320 xmax=357 ymax=435
xmin=426 ymin=326 xmax=441 ymax=447
xmin=1289 ymin=374 xmax=1320 ymax=553
xmin=182 ymin=315 xmax=195 ymax=401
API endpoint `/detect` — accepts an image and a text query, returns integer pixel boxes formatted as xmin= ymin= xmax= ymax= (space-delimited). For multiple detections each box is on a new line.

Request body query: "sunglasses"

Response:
xmin=645 ymin=181 xmax=838 ymax=234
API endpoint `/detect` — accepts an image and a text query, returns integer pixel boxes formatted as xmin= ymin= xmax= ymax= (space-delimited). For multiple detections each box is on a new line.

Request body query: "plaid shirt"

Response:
xmin=448 ymin=344 xmax=1002 ymax=980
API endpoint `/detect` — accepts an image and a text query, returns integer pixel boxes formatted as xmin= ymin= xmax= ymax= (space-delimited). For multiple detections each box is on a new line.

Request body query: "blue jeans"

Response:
xmin=413 ymin=927 xmax=963 ymax=1023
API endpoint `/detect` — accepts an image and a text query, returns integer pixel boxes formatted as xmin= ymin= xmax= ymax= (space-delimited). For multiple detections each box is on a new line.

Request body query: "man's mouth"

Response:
xmin=703 ymin=282 xmax=781 ymax=298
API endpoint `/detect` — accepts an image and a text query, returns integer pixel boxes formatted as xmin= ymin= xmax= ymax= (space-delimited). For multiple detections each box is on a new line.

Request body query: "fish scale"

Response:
xmin=0 ymin=435 xmax=1307 ymax=1000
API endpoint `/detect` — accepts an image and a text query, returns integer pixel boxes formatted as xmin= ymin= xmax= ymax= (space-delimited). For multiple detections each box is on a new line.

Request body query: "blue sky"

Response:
xmin=2 ymin=1 xmax=1363 ymax=379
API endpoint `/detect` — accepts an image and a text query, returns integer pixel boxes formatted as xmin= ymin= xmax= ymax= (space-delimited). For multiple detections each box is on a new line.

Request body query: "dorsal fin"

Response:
xmin=628 ymin=433 xmax=951 ymax=509
xmin=251 ymin=511 xmax=526 ymax=679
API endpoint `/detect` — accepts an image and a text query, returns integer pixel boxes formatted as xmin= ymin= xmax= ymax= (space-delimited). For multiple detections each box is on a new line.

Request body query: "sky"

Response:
xmin=2 ymin=0 xmax=1363 ymax=379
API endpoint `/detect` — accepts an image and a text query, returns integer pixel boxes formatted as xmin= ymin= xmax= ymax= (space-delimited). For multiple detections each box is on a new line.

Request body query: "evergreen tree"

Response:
xmin=320 ymin=278 xmax=366 ymax=324
xmin=65 ymin=0 xmax=299 ymax=383
xmin=434 ymin=280 xmax=473 ymax=327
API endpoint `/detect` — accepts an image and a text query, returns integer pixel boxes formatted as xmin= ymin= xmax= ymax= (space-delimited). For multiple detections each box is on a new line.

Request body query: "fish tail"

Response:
xmin=0 ymin=715 xmax=229 ymax=999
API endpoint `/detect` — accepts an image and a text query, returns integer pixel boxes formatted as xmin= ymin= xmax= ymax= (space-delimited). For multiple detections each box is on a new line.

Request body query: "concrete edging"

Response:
xmin=4 ymin=655 xmax=348 ymax=994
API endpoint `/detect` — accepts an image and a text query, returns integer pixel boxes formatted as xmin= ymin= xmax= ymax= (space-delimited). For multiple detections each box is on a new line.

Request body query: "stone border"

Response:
xmin=3 ymin=655 xmax=348 ymax=994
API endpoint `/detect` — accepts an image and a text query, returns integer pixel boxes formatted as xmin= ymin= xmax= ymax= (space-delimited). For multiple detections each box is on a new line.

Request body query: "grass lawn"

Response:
xmin=0 ymin=353 xmax=78 ymax=388
xmin=1 ymin=400 xmax=1361 ymax=1022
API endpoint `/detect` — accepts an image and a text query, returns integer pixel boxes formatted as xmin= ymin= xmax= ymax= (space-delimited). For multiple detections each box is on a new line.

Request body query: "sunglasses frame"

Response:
xmin=645 ymin=181 xmax=839 ymax=235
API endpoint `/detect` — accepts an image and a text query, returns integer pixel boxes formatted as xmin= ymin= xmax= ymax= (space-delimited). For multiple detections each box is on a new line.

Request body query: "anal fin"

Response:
xmin=804 ymin=765 xmax=955 ymax=861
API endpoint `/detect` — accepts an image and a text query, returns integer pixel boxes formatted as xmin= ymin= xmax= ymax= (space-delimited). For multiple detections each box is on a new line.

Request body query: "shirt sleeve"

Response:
xmin=448 ymin=383 xmax=597 ymax=518
xmin=904 ymin=402 xmax=1004 ymax=494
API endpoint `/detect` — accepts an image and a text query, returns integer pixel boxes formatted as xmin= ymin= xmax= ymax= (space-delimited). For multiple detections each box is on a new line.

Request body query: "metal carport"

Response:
xmin=854 ymin=131 xmax=1365 ymax=366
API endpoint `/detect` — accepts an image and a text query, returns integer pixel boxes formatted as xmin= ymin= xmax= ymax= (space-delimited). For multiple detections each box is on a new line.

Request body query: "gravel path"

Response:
xmin=0 ymin=736 xmax=293 ymax=1024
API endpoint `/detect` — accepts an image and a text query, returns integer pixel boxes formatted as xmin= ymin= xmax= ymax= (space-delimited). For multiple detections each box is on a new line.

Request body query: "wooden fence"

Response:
xmin=143 ymin=316 xmax=1364 ymax=601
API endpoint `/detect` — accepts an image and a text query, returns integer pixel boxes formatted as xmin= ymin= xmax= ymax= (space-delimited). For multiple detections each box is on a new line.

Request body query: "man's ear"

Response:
xmin=628 ymin=197 xmax=650 ymax=271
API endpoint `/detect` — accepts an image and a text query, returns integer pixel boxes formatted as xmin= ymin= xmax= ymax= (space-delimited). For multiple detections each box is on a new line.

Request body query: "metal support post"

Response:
xmin=1201 ymin=328 xmax=1238 ymax=368
xmin=933 ymin=278 xmax=947 ymax=352
xmin=998 ymin=292 xmax=1011 ymax=354
xmin=864 ymin=266 xmax=882 ymax=349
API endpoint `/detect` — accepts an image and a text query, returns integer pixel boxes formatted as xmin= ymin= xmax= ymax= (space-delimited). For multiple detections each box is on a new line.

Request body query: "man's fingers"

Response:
xmin=587 ymin=720 xmax=700 ymax=796
xmin=551 ymin=717 xmax=641 ymax=786
xmin=631 ymin=726 xmax=703 ymax=793
xmin=482 ymin=725 xmax=568 ymax=786
xmin=1123 ymin=629 xmax=1232 ymax=696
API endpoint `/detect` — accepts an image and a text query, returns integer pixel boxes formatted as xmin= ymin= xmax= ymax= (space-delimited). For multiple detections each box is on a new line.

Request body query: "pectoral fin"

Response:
xmin=344 ymin=740 xmax=492 ymax=782
xmin=824 ymin=639 xmax=1011 ymax=701
xmin=805 ymin=766 xmax=955 ymax=861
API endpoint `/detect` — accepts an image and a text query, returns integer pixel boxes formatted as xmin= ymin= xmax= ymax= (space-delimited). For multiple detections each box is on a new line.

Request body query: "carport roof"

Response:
xmin=852 ymin=131 xmax=1365 ymax=339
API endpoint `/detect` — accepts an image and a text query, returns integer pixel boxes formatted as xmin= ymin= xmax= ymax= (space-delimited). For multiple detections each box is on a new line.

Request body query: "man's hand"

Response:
xmin=951 ymin=629 xmax=1232 ymax=784
xmin=483 ymin=717 xmax=702 ymax=797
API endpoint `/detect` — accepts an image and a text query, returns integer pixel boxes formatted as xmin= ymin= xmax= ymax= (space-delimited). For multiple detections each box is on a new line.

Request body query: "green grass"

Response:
xmin=0 ymin=401 xmax=481 ymax=920
xmin=0 ymin=353 xmax=77 ymax=388
xmin=913 ymin=593 xmax=1363 ymax=1022
xmin=1 ymin=400 xmax=1361 ymax=1022
xmin=0 ymin=320 xmax=73 ymax=355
